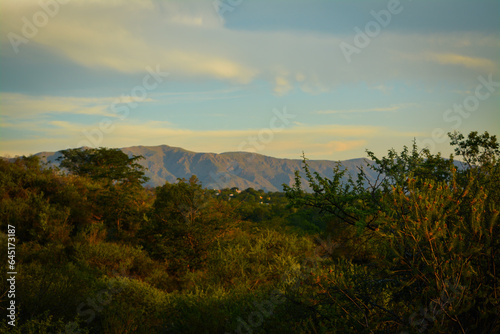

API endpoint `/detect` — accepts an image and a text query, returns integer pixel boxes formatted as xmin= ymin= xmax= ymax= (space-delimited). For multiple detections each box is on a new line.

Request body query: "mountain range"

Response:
xmin=31 ymin=145 xmax=378 ymax=192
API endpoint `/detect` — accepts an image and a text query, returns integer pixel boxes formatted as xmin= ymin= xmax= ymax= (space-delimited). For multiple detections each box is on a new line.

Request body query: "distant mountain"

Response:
xmin=32 ymin=145 xmax=378 ymax=192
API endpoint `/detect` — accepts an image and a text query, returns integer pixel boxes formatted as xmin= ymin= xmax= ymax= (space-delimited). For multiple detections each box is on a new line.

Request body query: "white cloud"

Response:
xmin=2 ymin=1 xmax=498 ymax=95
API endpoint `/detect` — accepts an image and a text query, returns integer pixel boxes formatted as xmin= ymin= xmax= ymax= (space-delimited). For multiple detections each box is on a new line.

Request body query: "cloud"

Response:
xmin=2 ymin=1 xmax=498 ymax=96
xmin=274 ymin=76 xmax=293 ymax=95
xmin=33 ymin=19 xmax=257 ymax=82
xmin=0 ymin=92 xmax=154 ymax=118
xmin=315 ymin=105 xmax=403 ymax=115
xmin=424 ymin=52 xmax=497 ymax=72
xmin=48 ymin=120 xmax=79 ymax=129
xmin=0 ymin=0 xmax=256 ymax=82
xmin=305 ymin=140 xmax=368 ymax=156
xmin=0 ymin=117 xmax=419 ymax=160
xmin=370 ymin=84 xmax=393 ymax=94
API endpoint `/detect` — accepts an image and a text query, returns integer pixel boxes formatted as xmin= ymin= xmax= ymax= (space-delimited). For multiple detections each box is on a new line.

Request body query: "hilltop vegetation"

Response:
xmin=0 ymin=131 xmax=498 ymax=333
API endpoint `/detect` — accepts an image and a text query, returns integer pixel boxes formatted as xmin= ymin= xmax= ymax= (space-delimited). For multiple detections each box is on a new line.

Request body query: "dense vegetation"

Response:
xmin=0 ymin=131 xmax=498 ymax=333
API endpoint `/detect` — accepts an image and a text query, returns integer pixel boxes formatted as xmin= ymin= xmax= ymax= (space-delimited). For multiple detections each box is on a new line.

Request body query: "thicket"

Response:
xmin=0 ymin=132 xmax=497 ymax=333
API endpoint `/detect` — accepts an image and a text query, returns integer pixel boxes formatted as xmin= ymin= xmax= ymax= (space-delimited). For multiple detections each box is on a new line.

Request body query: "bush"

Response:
xmin=284 ymin=131 xmax=500 ymax=333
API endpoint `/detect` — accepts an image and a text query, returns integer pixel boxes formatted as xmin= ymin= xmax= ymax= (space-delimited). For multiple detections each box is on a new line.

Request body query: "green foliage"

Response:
xmin=284 ymin=156 xmax=383 ymax=232
xmin=75 ymin=241 xmax=156 ymax=279
xmin=284 ymin=131 xmax=500 ymax=332
xmin=205 ymin=228 xmax=315 ymax=290
xmin=57 ymin=148 xmax=151 ymax=239
xmin=377 ymin=173 xmax=498 ymax=331
xmin=2 ymin=133 xmax=498 ymax=333
xmin=449 ymin=130 xmax=499 ymax=168
xmin=366 ymin=139 xmax=456 ymax=190
xmin=140 ymin=176 xmax=239 ymax=277
xmin=1 ymin=240 xmax=97 ymax=325
xmin=0 ymin=156 xmax=93 ymax=243
xmin=97 ymin=276 xmax=167 ymax=334
xmin=58 ymin=147 xmax=149 ymax=186
xmin=0 ymin=312 xmax=89 ymax=334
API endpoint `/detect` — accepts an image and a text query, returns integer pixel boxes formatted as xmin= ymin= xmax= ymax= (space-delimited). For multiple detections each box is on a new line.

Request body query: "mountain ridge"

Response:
xmin=19 ymin=145 xmax=377 ymax=192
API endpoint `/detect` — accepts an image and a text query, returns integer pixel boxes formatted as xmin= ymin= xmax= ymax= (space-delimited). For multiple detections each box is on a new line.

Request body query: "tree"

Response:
xmin=366 ymin=139 xmax=455 ymax=191
xmin=283 ymin=155 xmax=382 ymax=232
xmin=0 ymin=156 xmax=94 ymax=243
xmin=58 ymin=147 xmax=149 ymax=186
xmin=58 ymin=148 xmax=150 ymax=238
xmin=284 ymin=137 xmax=460 ymax=232
xmin=449 ymin=130 xmax=499 ymax=169
xmin=283 ymin=131 xmax=500 ymax=332
xmin=140 ymin=176 xmax=239 ymax=277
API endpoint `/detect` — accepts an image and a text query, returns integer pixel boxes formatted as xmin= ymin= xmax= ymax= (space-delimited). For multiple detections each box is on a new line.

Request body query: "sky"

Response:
xmin=0 ymin=0 xmax=499 ymax=160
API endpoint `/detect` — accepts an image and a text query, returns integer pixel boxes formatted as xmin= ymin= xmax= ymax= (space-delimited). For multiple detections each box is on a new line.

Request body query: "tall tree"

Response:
xmin=58 ymin=147 xmax=150 ymax=238
xmin=58 ymin=147 xmax=149 ymax=186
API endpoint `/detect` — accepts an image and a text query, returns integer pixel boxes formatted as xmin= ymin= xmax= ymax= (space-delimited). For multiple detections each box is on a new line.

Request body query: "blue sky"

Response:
xmin=0 ymin=0 xmax=499 ymax=160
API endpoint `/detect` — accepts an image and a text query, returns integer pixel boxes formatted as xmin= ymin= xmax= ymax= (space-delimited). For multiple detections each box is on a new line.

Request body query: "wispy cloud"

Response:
xmin=0 ymin=120 xmax=421 ymax=160
xmin=424 ymin=52 xmax=497 ymax=72
xmin=370 ymin=85 xmax=394 ymax=94
xmin=2 ymin=1 xmax=498 ymax=95
xmin=155 ymin=88 xmax=247 ymax=103
xmin=274 ymin=76 xmax=293 ymax=95
xmin=302 ymin=140 xmax=368 ymax=156
xmin=0 ymin=93 xmax=154 ymax=119
xmin=315 ymin=105 xmax=404 ymax=115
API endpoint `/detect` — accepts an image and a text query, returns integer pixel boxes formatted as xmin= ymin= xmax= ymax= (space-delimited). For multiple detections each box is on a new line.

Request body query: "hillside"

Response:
xmin=32 ymin=145 xmax=378 ymax=192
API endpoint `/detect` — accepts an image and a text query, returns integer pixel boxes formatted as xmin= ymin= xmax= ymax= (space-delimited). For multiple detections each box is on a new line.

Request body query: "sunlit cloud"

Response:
xmin=0 ymin=93 xmax=154 ymax=118
xmin=315 ymin=105 xmax=403 ymax=115
xmin=303 ymin=140 xmax=368 ymax=156
xmin=424 ymin=52 xmax=497 ymax=72
xmin=274 ymin=76 xmax=293 ymax=95
xmin=2 ymin=1 xmax=498 ymax=93
xmin=0 ymin=0 xmax=498 ymax=160
xmin=0 ymin=119 xmax=421 ymax=160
